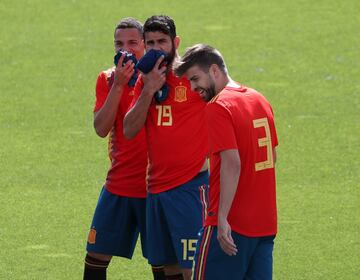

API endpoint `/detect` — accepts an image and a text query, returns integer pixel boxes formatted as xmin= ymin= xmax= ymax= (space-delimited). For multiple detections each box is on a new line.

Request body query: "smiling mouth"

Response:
xmin=197 ymin=89 xmax=206 ymax=96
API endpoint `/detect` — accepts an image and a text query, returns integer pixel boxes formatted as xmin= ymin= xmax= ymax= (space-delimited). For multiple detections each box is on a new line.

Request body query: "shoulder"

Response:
xmin=208 ymin=86 xmax=249 ymax=115
xmin=206 ymin=96 xmax=230 ymax=117
xmin=208 ymin=88 xmax=236 ymax=108
xmin=97 ymin=67 xmax=115 ymax=83
xmin=220 ymin=85 xmax=267 ymax=105
xmin=242 ymin=86 xmax=267 ymax=100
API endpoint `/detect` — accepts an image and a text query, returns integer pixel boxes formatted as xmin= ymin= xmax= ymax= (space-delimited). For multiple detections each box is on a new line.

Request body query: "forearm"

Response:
xmin=218 ymin=150 xmax=241 ymax=221
xmin=123 ymin=88 xmax=153 ymax=139
xmin=124 ymin=58 xmax=166 ymax=139
xmin=93 ymin=84 xmax=124 ymax=137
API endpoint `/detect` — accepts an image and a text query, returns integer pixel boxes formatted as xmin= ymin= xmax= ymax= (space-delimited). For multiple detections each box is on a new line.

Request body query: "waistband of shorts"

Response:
xmin=192 ymin=170 xmax=208 ymax=181
xmin=183 ymin=170 xmax=209 ymax=188
xmin=149 ymin=171 xmax=209 ymax=195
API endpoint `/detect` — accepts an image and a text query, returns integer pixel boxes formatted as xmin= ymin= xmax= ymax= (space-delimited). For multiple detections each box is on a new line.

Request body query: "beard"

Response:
xmin=164 ymin=41 xmax=176 ymax=71
xmin=202 ymin=76 xmax=217 ymax=102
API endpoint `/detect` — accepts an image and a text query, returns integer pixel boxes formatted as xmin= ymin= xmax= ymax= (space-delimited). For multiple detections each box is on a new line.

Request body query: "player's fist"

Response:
xmin=141 ymin=55 xmax=167 ymax=96
xmin=113 ymin=49 xmax=138 ymax=87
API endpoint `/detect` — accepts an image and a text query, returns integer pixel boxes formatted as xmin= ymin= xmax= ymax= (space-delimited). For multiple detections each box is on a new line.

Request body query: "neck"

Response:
xmin=226 ymin=77 xmax=240 ymax=88
xmin=216 ymin=74 xmax=233 ymax=94
xmin=168 ymin=54 xmax=181 ymax=72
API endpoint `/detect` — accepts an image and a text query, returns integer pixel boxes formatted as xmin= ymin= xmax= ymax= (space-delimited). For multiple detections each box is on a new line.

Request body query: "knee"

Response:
xmin=87 ymin=252 xmax=112 ymax=262
xmin=164 ymin=264 xmax=182 ymax=275
xmin=182 ymin=269 xmax=192 ymax=280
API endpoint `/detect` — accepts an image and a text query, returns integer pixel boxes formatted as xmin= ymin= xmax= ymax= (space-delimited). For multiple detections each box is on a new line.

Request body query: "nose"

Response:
xmin=122 ymin=43 xmax=131 ymax=52
xmin=115 ymin=44 xmax=129 ymax=54
xmin=151 ymin=43 xmax=162 ymax=51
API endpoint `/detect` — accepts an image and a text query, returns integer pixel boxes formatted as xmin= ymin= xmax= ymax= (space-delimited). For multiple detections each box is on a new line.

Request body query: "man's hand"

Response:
xmin=216 ymin=149 xmax=240 ymax=256
xmin=113 ymin=53 xmax=135 ymax=88
xmin=217 ymin=216 xmax=237 ymax=256
xmin=142 ymin=55 xmax=166 ymax=96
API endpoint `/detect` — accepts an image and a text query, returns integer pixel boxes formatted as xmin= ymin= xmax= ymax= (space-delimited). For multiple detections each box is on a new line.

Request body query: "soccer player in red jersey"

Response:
xmin=175 ymin=44 xmax=278 ymax=280
xmin=124 ymin=16 xmax=209 ymax=280
xmin=83 ymin=18 xmax=165 ymax=280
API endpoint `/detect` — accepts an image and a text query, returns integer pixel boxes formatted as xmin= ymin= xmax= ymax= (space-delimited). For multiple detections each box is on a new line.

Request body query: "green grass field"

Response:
xmin=1 ymin=0 xmax=359 ymax=279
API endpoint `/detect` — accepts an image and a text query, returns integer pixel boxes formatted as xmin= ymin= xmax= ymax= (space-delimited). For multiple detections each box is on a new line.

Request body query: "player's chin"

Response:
xmin=197 ymin=89 xmax=209 ymax=101
xmin=202 ymin=93 xmax=212 ymax=102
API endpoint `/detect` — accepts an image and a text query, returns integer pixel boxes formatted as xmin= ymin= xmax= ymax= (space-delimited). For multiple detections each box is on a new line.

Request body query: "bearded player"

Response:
xmin=124 ymin=15 xmax=209 ymax=280
xmin=175 ymin=44 xmax=278 ymax=280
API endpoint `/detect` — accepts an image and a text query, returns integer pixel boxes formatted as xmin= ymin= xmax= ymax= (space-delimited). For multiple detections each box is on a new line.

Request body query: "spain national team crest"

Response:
xmin=87 ymin=228 xmax=96 ymax=244
xmin=174 ymin=85 xmax=187 ymax=102
xmin=128 ymin=90 xmax=135 ymax=96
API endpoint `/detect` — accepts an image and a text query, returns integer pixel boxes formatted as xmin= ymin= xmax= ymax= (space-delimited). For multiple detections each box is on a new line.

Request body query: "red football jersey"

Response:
xmin=94 ymin=68 xmax=148 ymax=198
xmin=131 ymin=71 xmax=208 ymax=194
xmin=205 ymin=86 xmax=278 ymax=237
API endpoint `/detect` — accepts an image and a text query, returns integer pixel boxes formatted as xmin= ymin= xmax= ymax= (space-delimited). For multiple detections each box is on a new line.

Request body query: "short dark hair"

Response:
xmin=143 ymin=15 xmax=176 ymax=39
xmin=174 ymin=44 xmax=227 ymax=77
xmin=114 ymin=17 xmax=143 ymax=37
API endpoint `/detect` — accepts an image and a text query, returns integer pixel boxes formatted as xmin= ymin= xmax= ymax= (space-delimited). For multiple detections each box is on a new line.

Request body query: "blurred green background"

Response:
xmin=1 ymin=0 xmax=359 ymax=279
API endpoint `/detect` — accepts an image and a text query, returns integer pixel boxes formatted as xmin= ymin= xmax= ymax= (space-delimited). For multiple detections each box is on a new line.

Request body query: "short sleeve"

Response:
xmin=93 ymin=72 xmax=109 ymax=112
xmin=206 ymin=102 xmax=238 ymax=154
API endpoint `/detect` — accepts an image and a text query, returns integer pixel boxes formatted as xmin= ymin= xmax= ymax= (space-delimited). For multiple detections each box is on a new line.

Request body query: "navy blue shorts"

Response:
xmin=146 ymin=171 xmax=209 ymax=268
xmin=193 ymin=226 xmax=275 ymax=280
xmin=86 ymin=187 xmax=147 ymax=259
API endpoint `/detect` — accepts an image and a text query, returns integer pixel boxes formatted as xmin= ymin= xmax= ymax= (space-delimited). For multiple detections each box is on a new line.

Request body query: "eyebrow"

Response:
xmin=146 ymin=38 xmax=168 ymax=44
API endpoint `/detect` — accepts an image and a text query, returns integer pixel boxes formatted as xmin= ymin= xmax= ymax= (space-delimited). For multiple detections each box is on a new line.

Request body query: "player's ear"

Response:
xmin=174 ymin=36 xmax=180 ymax=49
xmin=140 ymin=39 xmax=145 ymax=50
xmin=209 ymin=64 xmax=220 ymax=78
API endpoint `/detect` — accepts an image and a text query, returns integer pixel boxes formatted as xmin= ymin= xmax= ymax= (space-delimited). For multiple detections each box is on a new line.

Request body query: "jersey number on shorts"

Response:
xmin=253 ymin=117 xmax=274 ymax=171
xmin=156 ymin=105 xmax=173 ymax=126
xmin=181 ymin=239 xmax=197 ymax=261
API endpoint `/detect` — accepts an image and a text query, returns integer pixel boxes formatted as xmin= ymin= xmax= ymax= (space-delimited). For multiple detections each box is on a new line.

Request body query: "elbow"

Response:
xmin=93 ymin=115 xmax=107 ymax=138
xmin=94 ymin=127 xmax=108 ymax=138
xmin=123 ymin=115 xmax=137 ymax=140
xmin=93 ymin=122 xmax=108 ymax=138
